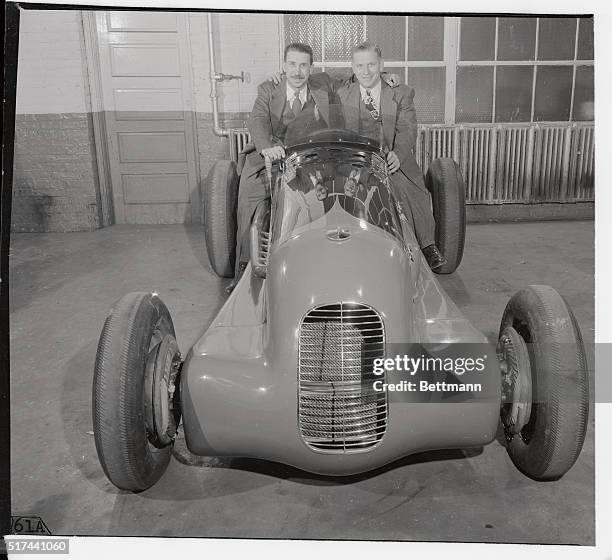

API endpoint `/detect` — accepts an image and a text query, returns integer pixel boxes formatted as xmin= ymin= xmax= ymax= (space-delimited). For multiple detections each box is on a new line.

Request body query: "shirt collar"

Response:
xmin=287 ymin=83 xmax=308 ymax=104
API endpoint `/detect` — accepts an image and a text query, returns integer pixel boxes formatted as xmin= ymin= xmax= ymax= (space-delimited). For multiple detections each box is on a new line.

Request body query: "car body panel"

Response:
xmin=181 ymin=187 xmax=500 ymax=474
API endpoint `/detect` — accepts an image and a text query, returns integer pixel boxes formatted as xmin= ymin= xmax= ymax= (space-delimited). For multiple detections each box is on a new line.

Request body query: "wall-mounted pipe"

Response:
xmin=207 ymin=12 xmax=229 ymax=137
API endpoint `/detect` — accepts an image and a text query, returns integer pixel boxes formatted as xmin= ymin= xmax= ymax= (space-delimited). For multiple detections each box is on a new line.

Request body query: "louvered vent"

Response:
xmin=415 ymin=123 xmax=594 ymax=203
xmin=298 ymin=303 xmax=387 ymax=453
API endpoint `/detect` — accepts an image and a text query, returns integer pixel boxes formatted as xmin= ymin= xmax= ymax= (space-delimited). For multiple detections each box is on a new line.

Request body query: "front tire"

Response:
xmin=93 ymin=292 xmax=180 ymax=492
xmin=425 ymin=158 xmax=466 ymax=274
xmin=499 ymin=285 xmax=589 ymax=481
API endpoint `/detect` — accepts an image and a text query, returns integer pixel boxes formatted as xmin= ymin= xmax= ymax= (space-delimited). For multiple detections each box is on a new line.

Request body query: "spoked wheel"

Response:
xmin=497 ymin=285 xmax=589 ymax=481
xmin=93 ymin=292 xmax=182 ymax=492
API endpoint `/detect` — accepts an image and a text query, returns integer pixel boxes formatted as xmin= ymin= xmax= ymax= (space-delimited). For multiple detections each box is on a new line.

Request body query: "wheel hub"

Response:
xmin=497 ymin=326 xmax=532 ymax=439
xmin=144 ymin=334 xmax=182 ymax=448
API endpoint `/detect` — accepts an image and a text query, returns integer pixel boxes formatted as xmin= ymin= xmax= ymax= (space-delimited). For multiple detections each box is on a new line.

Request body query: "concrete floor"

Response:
xmin=9 ymin=221 xmax=594 ymax=543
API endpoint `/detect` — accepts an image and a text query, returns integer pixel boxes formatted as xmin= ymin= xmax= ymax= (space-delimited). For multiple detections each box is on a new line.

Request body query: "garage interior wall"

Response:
xmin=11 ymin=9 xmax=593 ymax=231
xmin=13 ymin=10 xmax=101 ymax=232
xmin=12 ymin=9 xmax=281 ymax=231
xmin=190 ymin=12 xmax=282 ymax=199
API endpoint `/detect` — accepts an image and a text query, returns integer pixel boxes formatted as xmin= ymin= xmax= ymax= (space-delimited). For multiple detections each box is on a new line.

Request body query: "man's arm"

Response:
xmin=247 ymin=81 xmax=281 ymax=154
xmin=324 ymin=72 xmax=401 ymax=93
xmin=265 ymin=71 xmax=400 ymax=93
xmin=391 ymin=86 xmax=419 ymax=165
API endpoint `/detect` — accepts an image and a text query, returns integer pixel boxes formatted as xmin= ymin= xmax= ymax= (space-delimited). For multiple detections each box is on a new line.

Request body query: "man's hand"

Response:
xmin=386 ymin=150 xmax=400 ymax=173
xmin=315 ymin=183 xmax=328 ymax=201
xmin=344 ymin=177 xmax=357 ymax=197
xmin=267 ymin=71 xmax=285 ymax=85
xmin=262 ymin=146 xmax=285 ymax=161
xmin=382 ymin=73 xmax=401 ymax=88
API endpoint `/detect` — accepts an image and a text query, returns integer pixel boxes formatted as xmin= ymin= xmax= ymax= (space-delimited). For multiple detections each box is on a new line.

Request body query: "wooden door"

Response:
xmin=95 ymin=11 xmax=200 ymax=223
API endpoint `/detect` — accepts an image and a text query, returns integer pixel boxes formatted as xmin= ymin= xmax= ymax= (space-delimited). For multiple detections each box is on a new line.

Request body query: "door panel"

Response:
xmin=122 ymin=174 xmax=190 ymax=203
xmin=113 ymin=89 xmax=184 ymax=120
xmin=107 ymin=12 xmax=179 ymax=32
xmin=109 ymin=45 xmax=181 ymax=76
xmin=96 ymin=11 xmax=199 ymax=224
xmin=117 ymin=132 xmax=187 ymax=162
xmin=123 ymin=204 xmax=191 ymax=224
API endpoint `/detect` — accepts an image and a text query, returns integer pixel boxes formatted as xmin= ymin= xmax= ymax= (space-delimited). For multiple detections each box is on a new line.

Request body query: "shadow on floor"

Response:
xmin=204 ymin=447 xmax=484 ymax=486
xmin=60 ymin=341 xmax=116 ymax=494
xmin=8 ymin=235 xmax=119 ymax=314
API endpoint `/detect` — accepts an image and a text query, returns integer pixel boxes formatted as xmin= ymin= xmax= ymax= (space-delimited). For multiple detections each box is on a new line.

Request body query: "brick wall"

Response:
xmin=13 ymin=9 xmax=100 ymax=232
xmin=12 ymin=114 xmax=100 ymax=232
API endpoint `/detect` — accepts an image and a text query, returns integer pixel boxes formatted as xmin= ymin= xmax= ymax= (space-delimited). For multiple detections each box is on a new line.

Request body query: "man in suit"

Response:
xmin=337 ymin=42 xmax=447 ymax=270
xmin=234 ymin=42 xmax=340 ymax=275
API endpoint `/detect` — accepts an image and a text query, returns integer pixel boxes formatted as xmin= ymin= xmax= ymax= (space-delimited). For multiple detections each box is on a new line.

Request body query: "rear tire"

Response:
xmin=425 ymin=158 xmax=466 ymax=274
xmin=499 ymin=285 xmax=589 ymax=481
xmin=204 ymin=159 xmax=239 ymax=278
xmin=93 ymin=292 xmax=179 ymax=492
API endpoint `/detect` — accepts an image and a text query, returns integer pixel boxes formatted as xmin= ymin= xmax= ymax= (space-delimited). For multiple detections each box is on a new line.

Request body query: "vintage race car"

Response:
xmin=92 ymin=126 xmax=589 ymax=492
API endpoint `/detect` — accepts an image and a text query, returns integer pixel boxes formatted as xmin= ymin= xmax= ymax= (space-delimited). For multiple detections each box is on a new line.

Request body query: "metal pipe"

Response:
xmin=207 ymin=12 xmax=230 ymax=137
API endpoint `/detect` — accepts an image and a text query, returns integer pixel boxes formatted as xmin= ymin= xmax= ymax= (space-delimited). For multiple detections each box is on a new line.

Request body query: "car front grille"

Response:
xmin=298 ymin=302 xmax=387 ymax=452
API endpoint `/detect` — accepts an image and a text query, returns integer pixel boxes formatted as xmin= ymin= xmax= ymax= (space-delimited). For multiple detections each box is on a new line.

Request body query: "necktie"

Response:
xmin=364 ymin=89 xmax=379 ymax=120
xmin=292 ymin=90 xmax=302 ymax=114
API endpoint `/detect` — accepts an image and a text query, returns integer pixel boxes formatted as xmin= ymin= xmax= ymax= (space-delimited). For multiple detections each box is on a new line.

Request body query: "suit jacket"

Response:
xmin=247 ymin=73 xmax=341 ymax=156
xmin=337 ymin=78 xmax=422 ymax=185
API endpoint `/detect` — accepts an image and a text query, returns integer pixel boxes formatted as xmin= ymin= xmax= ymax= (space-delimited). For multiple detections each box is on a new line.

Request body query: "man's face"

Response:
xmin=352 ymin=49 xmax=383 ymax=89
xmin=283 ymin=50 xmax=312 ymax=90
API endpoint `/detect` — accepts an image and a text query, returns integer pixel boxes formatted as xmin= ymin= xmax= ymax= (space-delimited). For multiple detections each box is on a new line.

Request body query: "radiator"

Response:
xmin=229 ymin=123 xmax=594 ymax=204
xmin=298 ymin=302 xmax=387 ymax=453
xmin=228 ymin=129 xmax=252 ymax=162
xmin=568 ymin=125 xmax=595 ymax=201
xmin=416 ymin=123 xmax=594 ymax=204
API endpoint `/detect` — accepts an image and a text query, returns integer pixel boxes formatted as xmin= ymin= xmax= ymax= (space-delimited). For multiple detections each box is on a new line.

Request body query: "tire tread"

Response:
xmin=204 ymin=160 xmax=238 ymax=278
xmin=500 ymin=284 xmax=589 ymax=480
xmin=93 ymin=292 xmax=176 ymax=491
xmin=425 ymin=158 xmax=466 ymax=274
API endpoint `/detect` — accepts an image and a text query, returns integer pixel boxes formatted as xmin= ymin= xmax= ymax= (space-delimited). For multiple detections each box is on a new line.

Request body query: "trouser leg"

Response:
xmin=390 ymin=170 xmax=436 ymax=248
xmin=235 ymin=166 xmax=269 ymax=272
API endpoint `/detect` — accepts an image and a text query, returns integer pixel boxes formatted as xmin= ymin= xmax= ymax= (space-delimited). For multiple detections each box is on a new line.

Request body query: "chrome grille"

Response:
xmin=298 ymin=303 xmax=387 ymax=452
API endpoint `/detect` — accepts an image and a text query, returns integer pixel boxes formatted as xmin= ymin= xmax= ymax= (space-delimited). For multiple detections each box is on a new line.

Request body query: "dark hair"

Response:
xmin=284 ymin=42 xmax=314 ymax=65
xmin=353 ymin=41 xmax=382 ymax=58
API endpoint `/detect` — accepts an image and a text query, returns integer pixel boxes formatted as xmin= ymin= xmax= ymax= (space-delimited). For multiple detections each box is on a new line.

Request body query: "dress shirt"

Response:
xmin=359 ymin=80 xmax=382 ymax=111
xmin=286 ymin=83 xmax=308 ymax=109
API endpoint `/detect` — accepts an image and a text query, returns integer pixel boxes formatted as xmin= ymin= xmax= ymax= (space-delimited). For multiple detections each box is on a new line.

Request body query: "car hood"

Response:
xmin=266 ymin=202 xmax=419 ymax=350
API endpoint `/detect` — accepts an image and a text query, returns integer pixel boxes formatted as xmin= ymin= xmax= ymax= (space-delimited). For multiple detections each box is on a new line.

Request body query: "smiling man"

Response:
xmin=338 ymin=42 xmax=446 ymax=270
xmin=234 ymin=42 xmax=340 ymax=276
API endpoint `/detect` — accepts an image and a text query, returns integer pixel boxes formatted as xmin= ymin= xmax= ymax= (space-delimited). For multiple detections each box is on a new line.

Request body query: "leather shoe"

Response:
xmin=422 ymin=244 xmax=447 ymax=270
